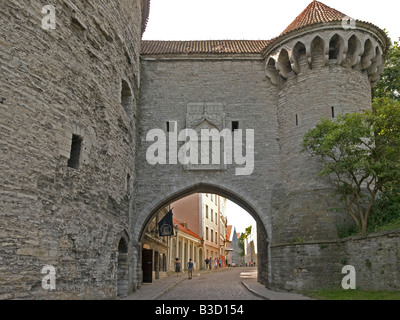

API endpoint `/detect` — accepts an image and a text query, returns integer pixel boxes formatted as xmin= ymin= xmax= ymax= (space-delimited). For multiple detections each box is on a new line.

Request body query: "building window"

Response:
xmin=296 ymin=114 xmax=299 ymax=126
xmin=215 ymin=232 xmax=218 ymax=244
xmin=121 ymin=79 xmax=133 ymax=117
xmin=206 ymin=205 xmax=209 ymax=219
xmin=331 ymin=107 xmax=335 ymax=119
xmin=68 ymin=134 xmax=83 ymax=169
xmin=211 ymin=229 xmax=214 ymax=242
xmin=211 ymin=209 xmax=213 ymax=222
xmin=206 ymin=227 xmax=209 ymax=240
xmin=215 ymin=212 xmax=218 ymax=225
xmin=232 ymin=121 xmax=239 ymax=132
xmin=166 ymin=121 xmax=177 ymax=133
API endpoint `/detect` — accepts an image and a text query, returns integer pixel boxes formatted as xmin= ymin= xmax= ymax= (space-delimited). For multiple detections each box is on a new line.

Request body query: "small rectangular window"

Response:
xmin=232 ymin=121 xmax=239 ymax=132
xmin=211 ymin=209 xmax=213 ymax=222
xmin=332 ymin=107 xmax=335 ymax=119
xmin=296 ymin=114 xmax=299 ymax=126
xmin=68 ymin=135 xmax=83 ymax=169
xmin=166 ymin=121 xmax=177 ymax=133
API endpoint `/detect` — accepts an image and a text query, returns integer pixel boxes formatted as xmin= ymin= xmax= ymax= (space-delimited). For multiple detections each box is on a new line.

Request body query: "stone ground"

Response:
xmin=124 ymin=267 xmax=311 ymax=300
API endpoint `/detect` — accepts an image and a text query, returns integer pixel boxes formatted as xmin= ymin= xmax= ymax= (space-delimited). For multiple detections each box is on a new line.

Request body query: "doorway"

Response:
xmin=142 ymin=248 xmax=153 ymax=283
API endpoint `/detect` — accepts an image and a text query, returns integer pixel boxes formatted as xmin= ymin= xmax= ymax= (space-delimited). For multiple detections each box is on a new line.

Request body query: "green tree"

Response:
xmin=238 ymin=226 xmax=253 ymax=260
xmin=302 ymin=98 xmax=400 ymax=234
xmin=373 ymin=37 xmax=400 ymax=102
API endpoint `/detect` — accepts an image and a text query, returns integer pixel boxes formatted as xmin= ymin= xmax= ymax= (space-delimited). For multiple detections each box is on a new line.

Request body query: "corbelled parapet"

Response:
xmin=263 ymin=1 xmax=389 ymax=87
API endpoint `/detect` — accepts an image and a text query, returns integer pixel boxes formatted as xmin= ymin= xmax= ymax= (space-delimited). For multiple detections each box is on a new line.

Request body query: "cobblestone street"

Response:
xmin=158 ymin=267 xmax=262 ymax=300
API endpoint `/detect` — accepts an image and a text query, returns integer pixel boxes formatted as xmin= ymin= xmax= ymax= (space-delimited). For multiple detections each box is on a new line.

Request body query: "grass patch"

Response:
xmin=303 ymin=287 xmax=400 ymax=300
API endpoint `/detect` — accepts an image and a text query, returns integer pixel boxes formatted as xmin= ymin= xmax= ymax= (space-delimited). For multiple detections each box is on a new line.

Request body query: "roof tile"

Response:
xmin=141 ymin=40 xmax=272 ymax=55
xmin=281 ymin=0 xmax=347 ymax=35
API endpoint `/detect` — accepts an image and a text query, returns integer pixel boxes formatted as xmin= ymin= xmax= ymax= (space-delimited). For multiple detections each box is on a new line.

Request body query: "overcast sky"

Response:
xmin=225 ymin=201 xmax=257 ymax=236
xmin=143 ymin=0 xmax=400 ymax=42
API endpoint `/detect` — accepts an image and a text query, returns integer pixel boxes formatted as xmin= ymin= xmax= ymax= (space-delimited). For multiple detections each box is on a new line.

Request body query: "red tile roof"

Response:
xmin=281 ymin=1 xmax=347 ymax=36
xmin=141 ymin=40 xmax=272 ymax=55
xmin=173 ymin=218 xmax=202 ymax=240
xmin=226 ymin=225 xmax=233 ymax=241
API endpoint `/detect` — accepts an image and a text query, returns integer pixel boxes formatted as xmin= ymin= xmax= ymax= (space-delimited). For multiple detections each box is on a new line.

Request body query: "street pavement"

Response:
xmin=124 ymin=267 xmax=312 ymax=300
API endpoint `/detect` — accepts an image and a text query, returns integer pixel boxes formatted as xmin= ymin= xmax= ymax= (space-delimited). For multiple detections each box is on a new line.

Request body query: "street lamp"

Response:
xmin=174 ymin=224 xmax=179 ymax=237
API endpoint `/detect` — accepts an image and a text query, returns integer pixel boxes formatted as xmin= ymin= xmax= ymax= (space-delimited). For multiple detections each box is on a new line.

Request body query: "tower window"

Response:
xmin=331 ymin=107 xmax=335 ymax=118
xmin=232 ymin=121 xmax=239 ymax=132
xmin=166 ymin=121 xmax=177 ymax=133
xmin=121 ymin=80 xmax=133 ymax=116
xmin=68 ymin=135 xmax=83 ymax=169
xmin=296 ymin=114 xmax=299 ymax=126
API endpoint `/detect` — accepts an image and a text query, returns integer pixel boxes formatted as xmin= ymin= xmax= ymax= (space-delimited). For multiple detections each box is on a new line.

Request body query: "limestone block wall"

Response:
xmin=345 ymin=231 xmax=400 ymax=291
xmin=269 ymin=231 xmax=400 ymax=292
xmin=136 ymin=56 xmax=281 ymax=244
xmin=0 ymin=0 xmax=143 ymax=299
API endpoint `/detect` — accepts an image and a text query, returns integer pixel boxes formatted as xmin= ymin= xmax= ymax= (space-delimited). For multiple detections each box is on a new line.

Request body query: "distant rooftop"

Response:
xmin=141 ymin=40 xmax=272 ymax=55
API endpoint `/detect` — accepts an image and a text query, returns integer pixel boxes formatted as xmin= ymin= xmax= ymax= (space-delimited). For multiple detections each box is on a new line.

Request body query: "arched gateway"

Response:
xmin=132 ymin=0 xmax=388 ymax=293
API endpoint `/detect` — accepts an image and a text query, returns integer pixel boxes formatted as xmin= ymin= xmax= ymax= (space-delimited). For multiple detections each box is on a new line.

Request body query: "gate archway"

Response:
xmin=133 ymin=183 xmax=272 ymax=289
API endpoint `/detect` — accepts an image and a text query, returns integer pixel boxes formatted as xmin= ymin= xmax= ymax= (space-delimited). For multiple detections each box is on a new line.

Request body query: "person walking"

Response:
xmin=187 ymin=259 xmax=194 ymax=279
xmin=205 ymin=258 xmax=209 ymax=270
xmin=175 ymin=258 xmax=181 ymax=277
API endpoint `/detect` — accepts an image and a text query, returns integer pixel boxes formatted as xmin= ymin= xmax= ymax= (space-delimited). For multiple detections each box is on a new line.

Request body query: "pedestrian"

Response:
xmin=219 ymin=259 xmax=221 ymax=268
xmin=205 ymin=258 xmax=209 ymax=270
xmin=209 ymin=257 xmax=212 ymax=270
xmin=214 ymin=259 xmax=218 ymax=270
xmin=175 ymin=258 xmax=181 ymax=277
xmin=187 ymin=259 xmax=194 ymax=279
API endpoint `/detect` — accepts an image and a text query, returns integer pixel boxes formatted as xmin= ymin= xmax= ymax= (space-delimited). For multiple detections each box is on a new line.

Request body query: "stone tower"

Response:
xmin=0 ymin=0 xmax=150 ymax=299
xmin=264 ymin=1 xmax=388 ymax=243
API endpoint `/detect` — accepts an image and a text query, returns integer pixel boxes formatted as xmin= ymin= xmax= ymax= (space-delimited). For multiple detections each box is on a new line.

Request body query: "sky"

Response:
xmin=143 ymin=0 xmax=400 ymax=42
xmin=225 ymin=200 xmax=256 ymax=236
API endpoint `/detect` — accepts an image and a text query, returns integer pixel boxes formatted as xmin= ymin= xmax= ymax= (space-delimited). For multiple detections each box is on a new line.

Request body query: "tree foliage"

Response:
xmin=302 ymin=98 xmax=400 ymax=234
xmin=373 ymin=37 xmax=400 ymax=102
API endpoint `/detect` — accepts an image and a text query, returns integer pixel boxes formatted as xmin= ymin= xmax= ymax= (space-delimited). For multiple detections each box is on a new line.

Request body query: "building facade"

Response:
xmin=171 ymin=193 xmax=228 ymax=270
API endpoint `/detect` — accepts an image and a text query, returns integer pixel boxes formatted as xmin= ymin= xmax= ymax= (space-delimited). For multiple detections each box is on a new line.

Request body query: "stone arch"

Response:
xmin=369 ymin=46 xmax=384 ymax=87
xmin=290 ymin=41 xmax=308 ymax=74
xmin=265 ymin=57 xmax=280 ymax=85
xmin=116 ymin=231 xmax=129 ymax=298
xmin=311 ymin=36 xmax=326 ymax=68
xmin=361 ymin=39 xmax=376 ymax=71
xmin=329 ymin=34 xmax=346 ymax=64
xmin=136 ymin=182 xmax=272 ymax=285
xmin=276 ymin=49 xmax=293 ymax=79
xmin=346 ymin=34 xmax=362 ymax=67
